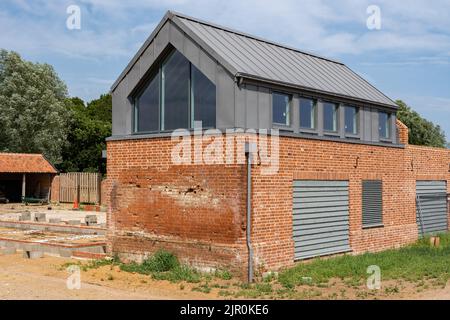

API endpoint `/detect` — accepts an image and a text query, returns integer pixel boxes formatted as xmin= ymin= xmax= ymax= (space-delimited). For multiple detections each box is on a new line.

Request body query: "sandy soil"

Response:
xmin=0 ymin=253 xmax=449 ymax=300
xmin=0 ymin=253 xmax=212 ymax=300
xmin=0 ymin=203 xmax=106 ymax=224
xmin=0 ymin=227 xmax=105 ymax=245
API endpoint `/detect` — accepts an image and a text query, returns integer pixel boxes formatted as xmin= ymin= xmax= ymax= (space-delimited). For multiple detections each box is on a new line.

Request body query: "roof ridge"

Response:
xmin=169 ymin=10 xmax=344 ymax=65
xmin=0 ymin=152 xmax=44 ymax=156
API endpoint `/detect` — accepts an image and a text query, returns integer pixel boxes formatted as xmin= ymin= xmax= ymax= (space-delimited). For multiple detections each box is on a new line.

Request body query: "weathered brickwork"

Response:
xmin=106 ymin=124 xmax=450 ymax=276
xmin=106 ymin=136 xmax=248 ymax=276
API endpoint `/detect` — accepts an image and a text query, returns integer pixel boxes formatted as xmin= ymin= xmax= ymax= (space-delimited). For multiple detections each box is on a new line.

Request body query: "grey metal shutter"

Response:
xmin=416 ymin=181 xmax=448 ymax=236
xmin=292 ymin=180 xmax=351 ymax=260
xmin=362 ymin=180 xmax=383 ymax=228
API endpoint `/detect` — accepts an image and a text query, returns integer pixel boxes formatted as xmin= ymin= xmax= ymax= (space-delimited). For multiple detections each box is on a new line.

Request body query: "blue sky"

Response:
xmin=1 ymin=0 xmax=449 ymax=140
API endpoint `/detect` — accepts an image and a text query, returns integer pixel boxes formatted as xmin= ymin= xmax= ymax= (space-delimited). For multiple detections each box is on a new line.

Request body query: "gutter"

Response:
xmin=235 ymin=73 xmax=399 ymax=110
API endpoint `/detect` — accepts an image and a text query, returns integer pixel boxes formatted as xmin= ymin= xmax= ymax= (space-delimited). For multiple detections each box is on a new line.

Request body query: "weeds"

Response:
xmin=278 ymin=233 xmax=450 ymax=289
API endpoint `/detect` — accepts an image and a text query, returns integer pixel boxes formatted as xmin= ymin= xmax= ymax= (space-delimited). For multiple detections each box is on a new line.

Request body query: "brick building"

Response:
xmin=106 ymin=11 xmax=450 ymax=278
xmin=0 ymin=153 xmax=57 ymax=203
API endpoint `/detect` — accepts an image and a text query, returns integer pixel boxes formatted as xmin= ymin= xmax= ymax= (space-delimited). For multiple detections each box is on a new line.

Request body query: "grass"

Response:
xmin=118 ymin=250 xmax=201 ymax=283
xmin=120 ymin=250 xmax=179 ymax=274
xmin=279 ymin=233 xmax=450 ymax=289
xmin=59 ymin=233 xmax=450 ymax=299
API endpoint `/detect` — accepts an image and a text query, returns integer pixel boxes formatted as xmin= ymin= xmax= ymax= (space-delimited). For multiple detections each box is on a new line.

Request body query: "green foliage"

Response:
xmin=0 ymin=49 xmax=70 ymax=164
xmin=119 ymin=250 xmax=201 ymax=283
xmin=151 ymin=265 xmax=202 ymax=283
xmin=396 ymin=100 xmax=447 ymax=148
xmin=192 ymin=283 xmax=212 ymax=294
xmin=142 ymin=249 xmax=180 ymax=272
xmin=278 ymin=233 xmax=450 ymax=289
xmin=58 ymin=94 xmax=111 ymax=173
xmin=120 ymin=250 xmax=179 ymax=274
xmin=214 ymin=269 xmax=233 ymax=280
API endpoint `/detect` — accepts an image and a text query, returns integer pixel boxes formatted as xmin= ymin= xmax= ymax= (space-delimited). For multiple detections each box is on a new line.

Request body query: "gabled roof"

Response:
xmin=0 ymin=153 xmax=57 ymax=174
xmin=112 ymin=11 xmax=397 ymax=108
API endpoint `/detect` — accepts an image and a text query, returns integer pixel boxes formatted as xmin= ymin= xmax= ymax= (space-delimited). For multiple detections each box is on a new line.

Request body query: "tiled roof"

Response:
xmin=0 ymin=153 xmax=57 ymax=174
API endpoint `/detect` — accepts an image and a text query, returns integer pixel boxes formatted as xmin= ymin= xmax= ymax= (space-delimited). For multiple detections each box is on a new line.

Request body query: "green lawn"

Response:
xmin=279 ymin=233 xmax=450 ymax=289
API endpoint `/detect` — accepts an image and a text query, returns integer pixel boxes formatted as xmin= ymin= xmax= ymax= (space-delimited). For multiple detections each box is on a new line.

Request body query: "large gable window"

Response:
xmin=133 ymin=49 xmax=216 ymax=133
xmin=192 ymin=64 xmax=216 ymax=128
xmin=134 ymin=73 xmax=159 ymax=133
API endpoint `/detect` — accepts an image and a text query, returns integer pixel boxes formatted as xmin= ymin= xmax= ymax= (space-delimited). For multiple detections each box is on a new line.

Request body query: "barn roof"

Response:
xmin=0 ymin=153 xmax=57 ymax=174
xmin=112 ymin=11 xmax=397 ymax=108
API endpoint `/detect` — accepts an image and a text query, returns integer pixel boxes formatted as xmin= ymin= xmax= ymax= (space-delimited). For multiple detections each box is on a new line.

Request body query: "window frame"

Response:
xmin=322 ymin=101 xmax=339 ymax=134
xmin=132 ymin=69 xmax=161 ymax=134
xmin=271 ymin=91 xmax=293 ymax=129
xmin=378 ymin=111 xmax=392 ymax=141
xmin=299 ymin=97 xmax=318 ymax=132
xmin=344 ymin=105 xmax=360 ymax=136
xmin=132 ymin=49 xmax=217 ymax=134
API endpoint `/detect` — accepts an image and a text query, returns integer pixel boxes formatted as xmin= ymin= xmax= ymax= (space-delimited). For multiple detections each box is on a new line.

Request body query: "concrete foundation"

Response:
xmin=0 ymin=220 xmax=106 ymax=235
xmin=0 ymin=247 xmax=16 ymax=255
xmin=23 ymin=250 xmax=43 ymax=259
xmin=85 ymin=215 xmax=97 ymax=226
xmin=19 ymin=212 xmax=31 ymax=221
xmin=34 ymin=213 xmax=46 ymax=222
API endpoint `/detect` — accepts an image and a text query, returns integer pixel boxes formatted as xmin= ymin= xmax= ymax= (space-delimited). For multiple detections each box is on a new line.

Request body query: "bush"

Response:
xmin=120 ymin=250 xmax=179 ymax=274
xmin=143 ymin=250 xmax=179 ymax=272
xmin=152 ymin=265 xmax=201 ymax=283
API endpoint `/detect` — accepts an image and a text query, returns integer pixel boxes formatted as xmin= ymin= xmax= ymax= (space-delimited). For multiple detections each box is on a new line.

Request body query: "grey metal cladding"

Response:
xmin=292 ymin=180 xmax=351 ymax=260
xmin=362 ymin=180 xmax=383 ymax=227
xmin=416 ymin=181 xmax=448 ymax=236
xmin=112 ymin=11 xmax=397 ymax=109
xmin=175 ymin=14 xmax=397 ymax=108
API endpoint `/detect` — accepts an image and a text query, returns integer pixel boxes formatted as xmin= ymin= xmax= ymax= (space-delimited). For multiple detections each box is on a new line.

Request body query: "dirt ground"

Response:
xmin=0 ymin=253 xmax=211 ymax=300
xmin=0 ymin=253 xmax=449 ymax=300
xmin=0 ymin=203 xmax=106 ymax=224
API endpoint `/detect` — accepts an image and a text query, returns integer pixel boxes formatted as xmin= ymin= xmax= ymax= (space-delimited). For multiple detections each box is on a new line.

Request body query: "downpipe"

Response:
xmin=245 ymin=142 xmax=255 ymax=283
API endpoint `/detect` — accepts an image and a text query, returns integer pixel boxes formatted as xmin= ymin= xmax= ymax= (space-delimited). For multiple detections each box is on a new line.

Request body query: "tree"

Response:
xmin=58 ymin=94 xmax=111 ymax=173
xmin=0 ymin=50 xmax=70 ymax=164
xmin=396 ymin=100 xmax=447 ymax=148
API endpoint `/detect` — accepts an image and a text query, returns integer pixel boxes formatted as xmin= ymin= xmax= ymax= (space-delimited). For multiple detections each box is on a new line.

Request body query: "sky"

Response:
xmin=1 ymin=0 xmax=449 ymax=139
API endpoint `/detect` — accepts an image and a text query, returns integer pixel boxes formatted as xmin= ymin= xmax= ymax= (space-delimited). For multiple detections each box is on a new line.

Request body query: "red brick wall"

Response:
xmin=105 ymin=132 xmax=450 ymax=276
xmin=106 ymin=136 xmax=248 ymax=276
xmin=396 ymin=119 xmax=409 ymax=145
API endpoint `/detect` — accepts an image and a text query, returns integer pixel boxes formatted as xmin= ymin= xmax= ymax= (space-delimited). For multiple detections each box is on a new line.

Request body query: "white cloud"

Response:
xmin=2 ymin=0 xmax=450 ymax=59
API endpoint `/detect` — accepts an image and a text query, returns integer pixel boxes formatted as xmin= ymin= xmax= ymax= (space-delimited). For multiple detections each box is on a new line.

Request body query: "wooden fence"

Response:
xmin=59 ymin=172 xmax=101 ymax=204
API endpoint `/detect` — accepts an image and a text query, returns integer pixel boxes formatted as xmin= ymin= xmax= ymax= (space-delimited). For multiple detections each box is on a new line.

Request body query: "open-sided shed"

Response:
xmin=0 ymin=153 xmax=57 ymax=203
